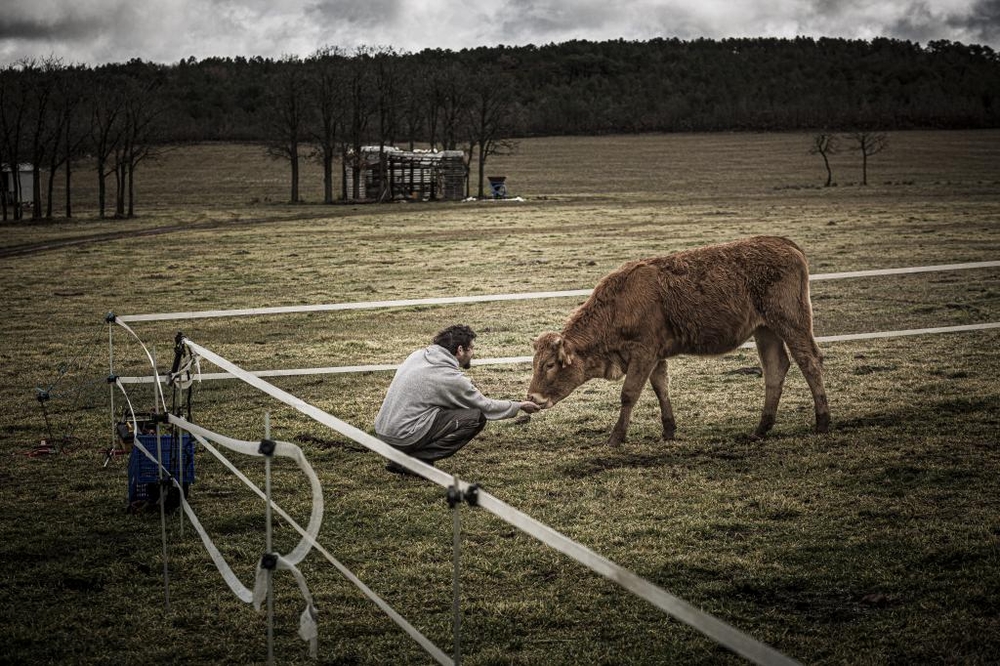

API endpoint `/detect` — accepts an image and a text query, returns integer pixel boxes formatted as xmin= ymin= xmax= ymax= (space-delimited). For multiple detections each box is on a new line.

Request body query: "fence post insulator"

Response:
xmin=259 ymin=439 xmax=276 ymax=456
xmin=464 ymin=484 xmax=480 ymax=507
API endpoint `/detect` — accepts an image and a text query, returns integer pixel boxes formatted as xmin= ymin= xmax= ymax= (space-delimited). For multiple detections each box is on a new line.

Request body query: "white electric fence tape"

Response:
xmin=109 ymin=332 xmax=323 ymax=656
xmin=165 ymin=417 xmax=324 ymax=658
xmin=117 ymin=260 xmax=1000 ymax=323
xmin=184 ymin=336 xmax=800 ymax=666
xmin=112 ymin=318 xmax=169 ymax=412
xmin=175 ymin=415 xmax=452 ymax=665
xmin=117 ymin=322 xmax=1000 ymax=384
xmin=111 ymin=322 xmax=451 ymax=664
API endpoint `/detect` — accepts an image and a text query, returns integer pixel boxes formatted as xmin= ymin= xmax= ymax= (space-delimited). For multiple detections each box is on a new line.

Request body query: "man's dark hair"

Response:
xmin=433 ymin=324 xmax=476 ymax=355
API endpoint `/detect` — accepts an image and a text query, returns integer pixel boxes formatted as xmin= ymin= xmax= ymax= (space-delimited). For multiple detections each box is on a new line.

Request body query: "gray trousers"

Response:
xmin=395 ymin=408 xmax=487 ymax=463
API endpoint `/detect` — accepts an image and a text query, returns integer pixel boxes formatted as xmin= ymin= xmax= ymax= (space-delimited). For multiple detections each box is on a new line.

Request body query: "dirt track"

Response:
xmin=0 ymin=212 xmax=342 ymax=258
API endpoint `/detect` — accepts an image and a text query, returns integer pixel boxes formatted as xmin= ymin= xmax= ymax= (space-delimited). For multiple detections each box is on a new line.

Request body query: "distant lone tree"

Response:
xmin=848 ymin=131 xmax=888 ymax=186
xmin=466 ymin=64 xmax=517 ymax=199
xmin=809 ymin=133 xmax=838 ymax=187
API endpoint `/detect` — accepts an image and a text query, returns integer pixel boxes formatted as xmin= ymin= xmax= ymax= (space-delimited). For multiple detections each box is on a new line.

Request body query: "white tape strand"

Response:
xmin=116 ymin=260 xmax=1000 ymax=323
xmin=117 ymin=323 xmax=1000 ymax=384
xmin=168 ymin=414 xmax=324 ymax=566
xmin=809 ymin=260 xmax=1000 ymax=281
xmin=118 ymin=289 xmax=594 ymax=322
xmin=112 ymin=318 xmax=169 ymax=413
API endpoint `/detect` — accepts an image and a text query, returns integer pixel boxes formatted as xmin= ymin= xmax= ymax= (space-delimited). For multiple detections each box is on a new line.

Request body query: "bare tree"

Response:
xmin=809 ymin=132 xmax=838 ymax=187
xmin=262 ymin=56 xmax=311 ymax=203
xmin=90 ymin=72 xmax=127 ymax=218
xmin=113 ymin=74 xmax=163 ymax=217
xmin=308 ymin=47 xmax=347 ymax=204
xmin=400 ymin=68 xmax=428 ymax=152
xmin=343 ymin=48 xmax=376 ymax=201
xmin=0 ymin=62 xmax=30 ymax=220
xmin=22 ymin=59 xmax=63 ymax=220
xmin=466 ymin=65 xmax=518 ymax=199
xmin=848 ymin=131 xmax=888 ymax=186
xmin=372 ymin=47 xmax=401 ymax=201
xmin=51 ymin=65 xmax=89 ymax=218
xmin=436 ymin=62 xmax=470 ymax=152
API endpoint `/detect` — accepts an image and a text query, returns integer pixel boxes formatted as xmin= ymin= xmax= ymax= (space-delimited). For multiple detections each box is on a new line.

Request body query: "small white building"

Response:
xmin=1 ymin=163 xmax=35 ymax=210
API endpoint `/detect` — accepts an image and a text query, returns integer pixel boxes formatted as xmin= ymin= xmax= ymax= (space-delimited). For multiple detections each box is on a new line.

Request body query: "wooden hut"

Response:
xmin=345 ymin=147 xmax=465 ymax=201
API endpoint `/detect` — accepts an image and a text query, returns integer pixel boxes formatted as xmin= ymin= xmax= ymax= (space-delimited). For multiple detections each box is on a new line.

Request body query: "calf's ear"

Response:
xmin=556 ymin=337 xmax=575 ymax=366
xmin=534 ymin=331 xmax=559 ymax=351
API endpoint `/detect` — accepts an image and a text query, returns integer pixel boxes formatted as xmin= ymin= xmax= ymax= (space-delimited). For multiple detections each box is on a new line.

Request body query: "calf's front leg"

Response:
xmin=608 ymin=357 xmax=657 ymax=446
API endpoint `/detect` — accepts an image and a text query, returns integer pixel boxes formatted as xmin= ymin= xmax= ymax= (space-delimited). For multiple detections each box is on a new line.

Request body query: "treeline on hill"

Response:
xmin=1 ymin=37 xmax=998 ymax=219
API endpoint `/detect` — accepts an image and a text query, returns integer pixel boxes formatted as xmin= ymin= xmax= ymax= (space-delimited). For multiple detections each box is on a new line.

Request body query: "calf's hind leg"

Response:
xmin=648 ymin=359 xmax=676 ymax=440
xmin=752 ymin=327 xmax=791 ymax=439
xmin=779 ymin=330 xmax=831 ymax=433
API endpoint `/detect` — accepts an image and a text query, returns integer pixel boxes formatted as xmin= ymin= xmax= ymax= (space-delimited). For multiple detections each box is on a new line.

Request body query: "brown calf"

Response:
xmin=527 ymin=236 xmax=830 ymax=445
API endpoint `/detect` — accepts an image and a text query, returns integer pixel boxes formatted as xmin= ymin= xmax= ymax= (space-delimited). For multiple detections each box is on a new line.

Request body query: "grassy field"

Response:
xmin=1 ymin=130 xmax=998 ymax=665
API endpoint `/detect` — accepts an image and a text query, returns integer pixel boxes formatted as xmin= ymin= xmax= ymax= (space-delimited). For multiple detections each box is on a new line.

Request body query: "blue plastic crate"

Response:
xmin=128 ymin=433 xmax=195 ymax=506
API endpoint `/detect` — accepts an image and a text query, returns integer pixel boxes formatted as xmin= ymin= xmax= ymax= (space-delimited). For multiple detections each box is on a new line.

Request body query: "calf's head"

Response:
xmin=527 ymin=332 xmax=586 ymax=408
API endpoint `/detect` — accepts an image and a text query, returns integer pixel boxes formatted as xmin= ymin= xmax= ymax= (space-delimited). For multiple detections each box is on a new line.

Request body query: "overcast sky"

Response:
xmin=1 ymin=0 xmax=998 ymax=66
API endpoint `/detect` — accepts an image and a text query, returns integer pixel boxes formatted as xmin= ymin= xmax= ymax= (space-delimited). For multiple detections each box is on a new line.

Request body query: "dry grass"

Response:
xmin=1 ymin=130 xmax=998 ymax=665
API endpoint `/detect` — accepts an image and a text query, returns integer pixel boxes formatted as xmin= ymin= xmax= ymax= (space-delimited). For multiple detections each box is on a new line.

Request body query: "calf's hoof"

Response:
xmin=815 ymin=414 xmax=831 ymax=434
xmin=606 ymin=433 xmax=625 ymax=447
xmin=753 ymin=414 xmax=775 ymax=441
xmin=661 ymin=420 xmax=676 ymax=441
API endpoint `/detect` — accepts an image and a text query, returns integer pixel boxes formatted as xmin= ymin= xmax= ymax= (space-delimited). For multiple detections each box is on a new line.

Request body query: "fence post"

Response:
xmin=263 ymin=413 xmax=275 ymax=666
xmin=106 ymin=314 xmax=116 ymax=460
xmin=154 ymin=418 xmax=171 ymax=611
xmin=447 ymin=476 xmax=464 ymax=666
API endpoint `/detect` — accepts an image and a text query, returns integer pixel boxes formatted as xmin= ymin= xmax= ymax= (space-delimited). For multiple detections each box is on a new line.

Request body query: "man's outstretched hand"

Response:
xmin=519 ymin=401 xmax=541 ymax=414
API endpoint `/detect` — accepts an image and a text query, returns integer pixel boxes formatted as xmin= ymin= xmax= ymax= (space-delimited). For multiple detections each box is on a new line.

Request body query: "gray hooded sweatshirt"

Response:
xmin=375 ymin=344 xmax=521 ymax=446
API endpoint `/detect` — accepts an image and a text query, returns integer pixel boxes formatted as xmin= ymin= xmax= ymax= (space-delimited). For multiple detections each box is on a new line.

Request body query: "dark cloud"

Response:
xmin=886 ymin=2 xmax=942 ymax=44
xmin=305 ymin=0 xmax=402 ymax=29
xmin=952 ymin=0 xmax=1000 ymax=45
xmin=0 ymin=13 xmax=103 ymax=42
xmin=498 ymin=0 xmax=613 ymax=41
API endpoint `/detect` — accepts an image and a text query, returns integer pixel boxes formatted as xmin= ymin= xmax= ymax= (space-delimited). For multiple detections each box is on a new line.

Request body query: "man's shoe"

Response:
xmin=385 ymin=460 xmax=432 ymax=476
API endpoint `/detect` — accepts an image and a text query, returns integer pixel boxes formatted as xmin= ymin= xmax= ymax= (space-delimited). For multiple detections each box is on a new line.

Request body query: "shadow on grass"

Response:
xmin=555 ymin=439 xmax=763 ymax=478
xmin=828 ymin=395 xmax=996 ymax=432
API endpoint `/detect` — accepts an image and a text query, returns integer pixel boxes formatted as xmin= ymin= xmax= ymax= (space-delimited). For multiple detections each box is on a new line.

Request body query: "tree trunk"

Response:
xmin=115 ymin=162 xmax=126 ymax=217
xmin=290 ymin=144 xmax=300 ymax=203
xmin=45 ymin=165 xmax=55 ymax=218
xmin=477 ymin=141 xmax=488 ymax=199
xmin=341 ymin=146 xmax=349 ymax=201
xmin=31 ymin=167 xmax=42 ymax=220
xmin=64 ymin=125 xmax=73 ymax=218
xmin=128 ymin=161 xmax=135 ymax=217
xmin=97 ymin=159 xmax=106 ymax=218
xmin=323 ymin=151 xmax=334 ymax=204
xmin=822 ymin=153 xmax=832 ymax=187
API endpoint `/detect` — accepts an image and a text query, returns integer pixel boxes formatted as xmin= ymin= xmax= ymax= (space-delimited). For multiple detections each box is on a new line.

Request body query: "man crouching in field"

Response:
xmin=375 ymin=324 xmax=540 ymax=475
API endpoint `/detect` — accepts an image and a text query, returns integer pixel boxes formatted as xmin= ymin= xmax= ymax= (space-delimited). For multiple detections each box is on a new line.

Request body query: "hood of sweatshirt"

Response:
xmin=423 ymin=344 xmax=459 ymax=368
